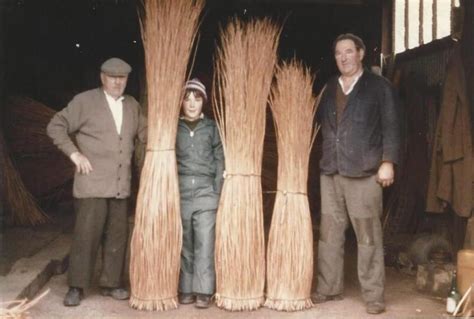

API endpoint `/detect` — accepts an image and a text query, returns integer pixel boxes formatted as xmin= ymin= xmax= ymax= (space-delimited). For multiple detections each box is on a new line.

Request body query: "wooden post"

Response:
xmin=432 ymin=0 xmax=437 ymax=40
xmin=404 ymin=0 xmax=409 ymax=50
xmin=460 ymin=0 xmax=474 ymax=250
xmin=0 ymin=1 xmax=8 ymax=233
xmin=381 ymin=0 xmax=393 ymax=56
xmin=460 ymin=0 xmax=474 ymax=62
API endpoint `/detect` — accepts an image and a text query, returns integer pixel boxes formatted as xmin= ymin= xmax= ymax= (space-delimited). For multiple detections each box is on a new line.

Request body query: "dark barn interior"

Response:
xmin=1 ymin=0 xmax=386 ymax=222
xmin=0 ymin=0 xmax=473 ymax=317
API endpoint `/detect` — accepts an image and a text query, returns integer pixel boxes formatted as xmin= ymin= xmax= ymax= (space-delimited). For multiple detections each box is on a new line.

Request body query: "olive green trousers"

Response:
xmin=317 ymin=174 xmax=385 ymax=303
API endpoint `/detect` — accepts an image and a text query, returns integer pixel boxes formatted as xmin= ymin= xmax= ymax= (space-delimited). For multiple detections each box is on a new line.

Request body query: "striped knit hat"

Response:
xmin=184 ymin=78 xmax=207 ymax=100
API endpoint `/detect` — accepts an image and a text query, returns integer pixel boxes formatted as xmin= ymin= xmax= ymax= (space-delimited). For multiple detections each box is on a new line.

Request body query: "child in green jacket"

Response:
xmin=176 ymin=78 xmax=224 ymax=308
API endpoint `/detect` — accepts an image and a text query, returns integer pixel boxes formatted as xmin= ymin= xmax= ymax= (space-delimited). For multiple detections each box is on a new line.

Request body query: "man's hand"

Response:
xmin=70 ymin=152 xmax=93 ymax=175
xmin=376 ymin=161 xmax=394 ymax=188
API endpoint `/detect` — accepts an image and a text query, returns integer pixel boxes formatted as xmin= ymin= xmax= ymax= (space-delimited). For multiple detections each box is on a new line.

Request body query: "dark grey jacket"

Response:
xmin=318 ymin=71 xmax=400 ymax=177
xmin=176 ymin=116 xmax=224 ymax=210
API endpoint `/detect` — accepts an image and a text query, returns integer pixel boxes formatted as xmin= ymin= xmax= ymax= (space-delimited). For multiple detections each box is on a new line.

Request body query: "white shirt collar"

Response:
xmin=103 ymin=90 xmax=124 ymax=135
xmin=103 ymin=90 xmax=124 ymax=103
xmin=338 ymin=70 xmax=364 ymax=95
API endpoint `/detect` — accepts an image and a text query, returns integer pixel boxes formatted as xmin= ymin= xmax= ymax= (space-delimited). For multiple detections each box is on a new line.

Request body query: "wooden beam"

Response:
xmin=207 ymin=0 xmax=368 ymax=5
xmin=404 ymin=0 xmax=409 ymax=50
xmin=269 ymin=0 xmax=365 ymax=4
xmin=419 ymin=0 xmax=424 ymax=44
xmin=432 ymin=0 xmax=437 ymax=39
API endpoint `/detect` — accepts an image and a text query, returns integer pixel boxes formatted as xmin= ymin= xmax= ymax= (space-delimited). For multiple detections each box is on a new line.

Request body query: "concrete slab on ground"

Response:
xmin=0 ymin=201 xmax=74 ymax=302
xmin=0 ymin=228 xmax=63 ymax=276
xmin=0 ymin=234 xmax=71 ymax=302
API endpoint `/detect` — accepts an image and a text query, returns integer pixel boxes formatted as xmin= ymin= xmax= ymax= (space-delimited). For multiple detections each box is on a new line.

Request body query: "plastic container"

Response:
xmin=457 ymin=249 xmax=474 ymax=295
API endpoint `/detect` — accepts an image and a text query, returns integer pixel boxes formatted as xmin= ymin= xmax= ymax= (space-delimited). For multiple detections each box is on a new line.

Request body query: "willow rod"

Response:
xmin=265 ymin=60 xmax=319 ymax=311
xmin=212 ymin=17 xmax=281 ymax=311
xmin=129 ymin=0 xmax=204 ymax=311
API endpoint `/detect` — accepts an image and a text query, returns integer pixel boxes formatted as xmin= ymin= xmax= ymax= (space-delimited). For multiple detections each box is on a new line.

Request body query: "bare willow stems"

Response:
xmin=0 ymin=288 xmax=50 ymax=318
xmin=5 ymin=96 xmax=74 ymax=198
xmin=5 ymin=96 xmax=57 ymax=155
xmin=212 ymin=18 xmax=281 ymax=311
xmin=3 ymin=150 xmax=50 ymax=226
xmin=264 ymin=60 xmax=319 ymax=311
xmin=2 ymin=96 xmax=60 ymax=226
xmin=129 ymin=0 xmax=204 ymax=311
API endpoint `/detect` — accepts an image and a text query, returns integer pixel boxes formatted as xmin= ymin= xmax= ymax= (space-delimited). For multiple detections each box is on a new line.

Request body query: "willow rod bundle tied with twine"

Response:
xmin=212 ymin=18 xmax=281 ymax=311
xmin=264 ymin=60 xmax=319 ymax=311
xmin=129 ymin=0 xmax=204 ymax=311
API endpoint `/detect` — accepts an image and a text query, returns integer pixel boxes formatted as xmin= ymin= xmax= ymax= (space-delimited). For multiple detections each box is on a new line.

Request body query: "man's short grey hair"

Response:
xmin=333 ymin=33 xmax=366 ymax=53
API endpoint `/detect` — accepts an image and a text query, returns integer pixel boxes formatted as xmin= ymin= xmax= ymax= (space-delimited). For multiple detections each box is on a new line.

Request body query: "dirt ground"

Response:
xmin=29 ymin=241 xmax=448 ymax=319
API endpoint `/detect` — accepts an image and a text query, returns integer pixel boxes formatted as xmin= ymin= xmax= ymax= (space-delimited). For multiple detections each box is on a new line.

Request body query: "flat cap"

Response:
xmin=100 ymin=57 xmax=132 ymax=76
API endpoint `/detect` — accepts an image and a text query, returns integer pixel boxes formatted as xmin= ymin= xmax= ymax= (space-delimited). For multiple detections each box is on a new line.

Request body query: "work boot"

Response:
xmin=311 ymin=293 xmax=343 ymax=304
xmin=178 ymin=293 xmax=195 ymax=304
xmin=195 ymin=294 xmax=211 ymax=309
xmin=100 ymin=287 xmax=130 ymax=300
xmin=366 ymin=301 xmax=386 ymax=314
xmin=63 ymin=287 xmax=83 ymax=307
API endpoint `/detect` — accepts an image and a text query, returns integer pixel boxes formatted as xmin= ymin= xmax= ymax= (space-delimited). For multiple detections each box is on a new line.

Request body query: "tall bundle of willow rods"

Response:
xmin=129 ymin=0 xmax=204 ymax=311
xmin=264 ymin=60 xmax=318 ymax=311
xmin=212 ymin=18 xmax=281 ymax=311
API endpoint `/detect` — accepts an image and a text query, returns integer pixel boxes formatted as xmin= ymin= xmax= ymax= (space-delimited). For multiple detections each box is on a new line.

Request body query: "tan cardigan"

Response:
xmin=426 ymin=47 xmax=473 ymax=217
xmin=47 ymin=88 xmax=146 ymax=199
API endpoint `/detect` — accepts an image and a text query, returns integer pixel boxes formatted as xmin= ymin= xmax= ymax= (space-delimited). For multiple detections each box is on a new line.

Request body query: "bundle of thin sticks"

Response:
xmin=212 ymin=18 xmax=281 ymax=311
xmin=0 ymin=288 xmax=50 ymax=319
xmin=264 ymin=60 xmax=318 ymax=311
xmin=5 ymin=96 xmax=57 ymax=156
xmin=3 ymin=135 xmax=49 ymax=226
xmin=129 ymin=0 xmax=204 ymax=311
xmin=4 ymin=96 xmax=73 ymax=198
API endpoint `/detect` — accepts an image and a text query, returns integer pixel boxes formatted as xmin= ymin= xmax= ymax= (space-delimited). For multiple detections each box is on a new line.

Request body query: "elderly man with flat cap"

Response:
xmin=47 ymin=57 xmax=146 ymax=306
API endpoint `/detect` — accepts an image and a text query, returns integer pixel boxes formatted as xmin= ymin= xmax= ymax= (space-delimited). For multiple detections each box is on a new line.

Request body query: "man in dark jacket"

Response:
xmin=313 ymin=34 xmax=400 ymax=315
xmin=47 ymin=58 xmax=146 ymax=307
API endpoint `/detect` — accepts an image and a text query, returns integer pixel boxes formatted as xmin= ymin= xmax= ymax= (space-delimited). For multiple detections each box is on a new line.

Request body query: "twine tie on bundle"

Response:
xmin=264 ymin=190 xmax=308 ymax=225
xmin=263 ymin=190 xmax=307 ymax=196
xmin=223 ymin=171 xmax=261 ymax=179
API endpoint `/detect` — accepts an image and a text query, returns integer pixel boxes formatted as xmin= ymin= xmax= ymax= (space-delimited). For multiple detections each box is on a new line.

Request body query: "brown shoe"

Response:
xmin=311 ymin=293 xmax=343 ymax=304
xmin=179 ymin=293 xmax=195 ymax=304
xmin=195 ymin=294 xmax=211 ymax=309
xmin=366 ymin=301 xmax=385 ymax=314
